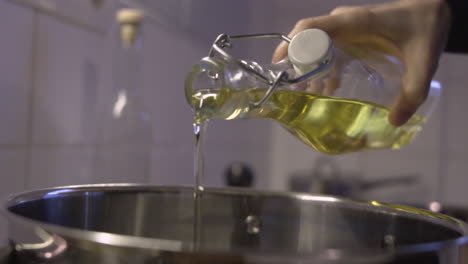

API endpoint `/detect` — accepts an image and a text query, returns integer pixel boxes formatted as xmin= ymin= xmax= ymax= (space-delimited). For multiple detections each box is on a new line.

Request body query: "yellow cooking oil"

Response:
xmin=190 ymin=87 xmax=423 ymax=155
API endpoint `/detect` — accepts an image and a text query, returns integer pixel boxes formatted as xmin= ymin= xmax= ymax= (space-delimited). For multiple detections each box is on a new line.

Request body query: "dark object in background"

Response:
xmin=225 ymin=162 xmax=254 ymax=188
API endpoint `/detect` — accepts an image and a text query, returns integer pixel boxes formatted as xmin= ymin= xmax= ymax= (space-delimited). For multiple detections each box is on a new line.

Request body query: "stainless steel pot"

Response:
xmin=2 ymin=184 xmax=468 ymax=264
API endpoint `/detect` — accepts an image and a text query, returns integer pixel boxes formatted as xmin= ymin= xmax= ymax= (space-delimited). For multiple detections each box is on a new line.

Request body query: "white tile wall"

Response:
xmin=438 ymin=53 xmax=468 ymax=206
xmin=0 ymin=148 xmax=29 ymax=197
xmin=27 ymin=146 xmax=95 ymax=188
xmin=445 ymin=156 xmax=468 ymax=206
xmin=141 ymin=25 xmax=202 ymax=149
xmin=32 ymin=14 xmax=105 ymax=145
xmin=0 ymin=148 xmax=28 ymax=246
xmin=0 ymin=1 xmax=34 ymax=245
xmin=150 ymin=145 xmax=193 ymax=186
xmin=0 ymin=1 xmax=34 ymax=145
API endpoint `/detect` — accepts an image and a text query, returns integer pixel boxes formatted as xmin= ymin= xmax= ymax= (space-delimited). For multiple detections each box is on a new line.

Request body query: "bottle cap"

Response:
xmin=117 ymin=8 xmax=144 ymax=24
xmin=288 ymin=29 xmax=332 ymax=76
xmin=116 ymin=8 xmax=144 ymax=46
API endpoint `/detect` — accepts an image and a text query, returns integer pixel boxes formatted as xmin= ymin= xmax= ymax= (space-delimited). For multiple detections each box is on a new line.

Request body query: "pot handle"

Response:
xmin=13 ymin=227 xmax=67 ymax=262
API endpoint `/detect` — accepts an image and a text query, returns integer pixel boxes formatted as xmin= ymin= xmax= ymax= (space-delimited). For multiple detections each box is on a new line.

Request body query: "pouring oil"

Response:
xmin=192 ymin=119 xmax=207 ymax=250
xmin=190 ymin=87 xmax=424 ymax=155
xmin=191 ymin=90 xmax=227 ymax=251
xmin=193 ymin=122 xmax=206 ymax=192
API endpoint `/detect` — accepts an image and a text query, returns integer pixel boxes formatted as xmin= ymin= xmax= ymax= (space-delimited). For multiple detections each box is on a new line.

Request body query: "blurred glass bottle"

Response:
xmin=94 ymin=8 xmax=152 ymax=182
xmin=185 ymin=29 xmax=440 ymax=155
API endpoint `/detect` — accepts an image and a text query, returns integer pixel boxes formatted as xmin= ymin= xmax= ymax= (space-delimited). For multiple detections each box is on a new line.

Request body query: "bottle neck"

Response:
xmin=292 ymin=48 xmax=334 ymax=80
xmin=113 ymin=26 xmax=143 ymax=95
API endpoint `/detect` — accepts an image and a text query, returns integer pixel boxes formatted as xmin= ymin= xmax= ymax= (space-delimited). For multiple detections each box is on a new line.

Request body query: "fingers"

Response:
xmin=272 ymin=14 xmax=357 ymax=63
xmin=305 ymin=80 xmax=324 ymax=94
xmin=323 ymin=76 xmax=340 ymax=96
xmin=271 ymin=1 xmax=445 ymax=129
xmin=389 ymin=93 xmax=425 ymax=127
xmin=271 ymin=6 xmax=387 ymax=63
xmin=389 ymin=42 xmax=437 ymax=126
xmin=301 ymin=75 xmax=339 ymax=96
xmin=272 ymin=18 xmax=318 ymax=63
xmin=272 ymin=41 xmax=289 ymax=63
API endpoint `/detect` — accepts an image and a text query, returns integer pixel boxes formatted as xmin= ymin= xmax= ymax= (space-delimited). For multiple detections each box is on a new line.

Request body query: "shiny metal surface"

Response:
xmin=3 ymin=184 xmax=468 ymax=264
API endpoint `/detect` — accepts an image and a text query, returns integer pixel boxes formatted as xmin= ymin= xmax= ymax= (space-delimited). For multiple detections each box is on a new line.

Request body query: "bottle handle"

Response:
xmin=251 ymin=70 xmax=288 ymax=108
xmin=208 ymin=33 xmax=333 ymax=85
xmin=206 ymin=32 xmax=335 ymax=108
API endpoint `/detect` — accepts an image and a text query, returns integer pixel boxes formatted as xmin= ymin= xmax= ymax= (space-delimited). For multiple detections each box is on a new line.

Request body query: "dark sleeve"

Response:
xmin=445 ymin=0 xmax=468 ymax=53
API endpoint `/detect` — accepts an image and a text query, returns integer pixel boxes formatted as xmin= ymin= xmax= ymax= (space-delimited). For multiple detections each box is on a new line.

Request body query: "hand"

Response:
xmin=273 ymin=0 xmax=451 ymax=126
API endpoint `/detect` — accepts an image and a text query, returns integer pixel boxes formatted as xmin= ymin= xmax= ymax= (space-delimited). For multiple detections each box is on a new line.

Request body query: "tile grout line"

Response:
xmin=0 ymin=142 xmax=172 ymax=148
xmin=24 ymin=10 xmax=39 ymax=191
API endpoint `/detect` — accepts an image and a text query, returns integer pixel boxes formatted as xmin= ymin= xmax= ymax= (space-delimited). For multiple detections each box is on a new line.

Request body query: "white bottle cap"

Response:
xmin=288 ymin=29 xmax=332 ymax=76
xmin=117 ymin=8 xmax=144 ymax=24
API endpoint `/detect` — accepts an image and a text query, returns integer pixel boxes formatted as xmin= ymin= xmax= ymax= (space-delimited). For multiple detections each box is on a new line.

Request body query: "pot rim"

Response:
xmin=3 ymin=183 xmax=468 ymax=261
